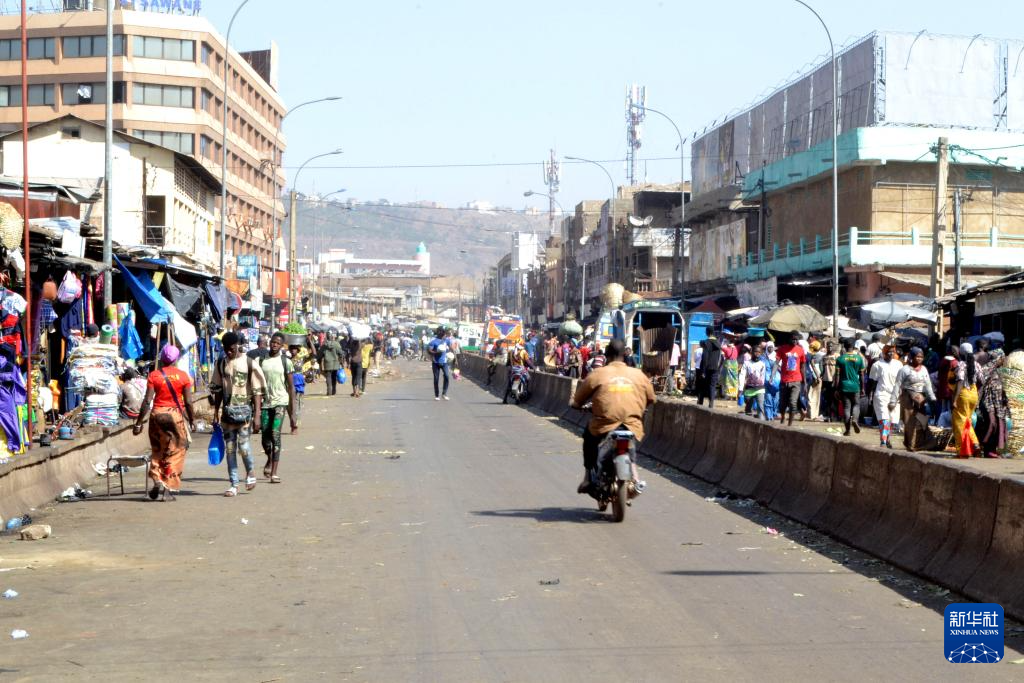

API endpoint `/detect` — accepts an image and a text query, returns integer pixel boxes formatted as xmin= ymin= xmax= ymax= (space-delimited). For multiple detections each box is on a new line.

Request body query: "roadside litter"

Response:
xmin=20 ymin=524 xmax=51 ymax=541
xmin=58 ymin=484 xmax=92 ymax=502
xmin=2 ymin=589 xmax=17 ymax=599
xmin=10 ymin=629 xmax=28 ymax=640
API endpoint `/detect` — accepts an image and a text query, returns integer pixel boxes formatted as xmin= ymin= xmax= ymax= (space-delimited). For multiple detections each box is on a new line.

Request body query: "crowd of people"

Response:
xmin=694 ymin=328 xmax=1013 ymax=458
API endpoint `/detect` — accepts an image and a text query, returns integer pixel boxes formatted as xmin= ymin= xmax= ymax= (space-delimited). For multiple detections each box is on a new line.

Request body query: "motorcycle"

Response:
xmin=586 ymin=427 xmax=645 ymax=522
xmin=509 ymin=365 xmax=530 ymax=404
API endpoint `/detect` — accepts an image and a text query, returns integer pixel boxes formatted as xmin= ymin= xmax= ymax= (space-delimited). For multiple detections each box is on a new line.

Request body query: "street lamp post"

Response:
xmin=579 ymin=234 xmax=590 ymax=318
xmin=523 ymin=189 xmax=564 ymax=216
xmin=288 ymin=149 xmax=343 ymax=322
xmin=630 ymin=103 xmax=687 ymax=305
xmin=266 ymin=96 xmax=341 ymax=328
xmin=565 ymin=156 xmax=617 ymax=312
xmin=794 ymin=0 xmax=839 ymax=338
xmin=310 ymin=187 xmax=346 ymax=316
xmin=219 ymin=0 xmax=252 ymax=283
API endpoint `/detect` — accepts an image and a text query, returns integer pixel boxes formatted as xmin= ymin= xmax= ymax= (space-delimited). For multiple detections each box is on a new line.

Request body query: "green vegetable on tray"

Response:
xmin=281 ymin=323 xmax=307 ymax=334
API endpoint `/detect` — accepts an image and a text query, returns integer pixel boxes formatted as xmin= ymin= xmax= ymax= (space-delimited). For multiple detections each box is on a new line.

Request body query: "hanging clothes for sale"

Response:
xmin=0 ymin=352 xmax=27 ymax=453
xmin=0 ymin=285 xmax=27 ymax=355
xmin=118 ymin=310 xmax=144 ymax=360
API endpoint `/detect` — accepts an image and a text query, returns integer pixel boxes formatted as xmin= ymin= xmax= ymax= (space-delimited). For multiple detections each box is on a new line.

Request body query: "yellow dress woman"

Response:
xmin=951 ymin=342 xmax=980 ymax=457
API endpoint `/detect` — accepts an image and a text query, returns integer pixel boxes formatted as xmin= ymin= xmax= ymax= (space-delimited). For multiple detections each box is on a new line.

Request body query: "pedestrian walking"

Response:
xmin=976 ymin=348 xmax=1009 ymax=458
xmin=895 ymin=346 xmax=936 ymax=451
xmin=951 ymin=342 xmax=981 ymax=456
xmin=287 ymin=344 xmax=306 ymax=424
xmin=739 ymin=343 xmax=768 ymax=419
xmin=212 ymin=331 xmax=265 ymax=497
xmin=318 ymin=330 xmax=345 ymax=396
xmin=348 ymin=335 xmax=365 ymax=398
xmin=868 ymin=345 xmax=902 ymax=448
xmin=697 ymin=329 xmax=723 ymax=408
xmin=834 ymin=338 xmax=866 ymax=436
xmin=133 ymin=343 xmax=195 ymax=501
xmin=359 ymin=338 xmax=373 ymax=393
xmin=775 ymin=332 xmax=806 ymax=426
xmin=428 ymin=326 xmax=452 ymax=400
xmin=260 ymin=333 xmax=297 ymax=483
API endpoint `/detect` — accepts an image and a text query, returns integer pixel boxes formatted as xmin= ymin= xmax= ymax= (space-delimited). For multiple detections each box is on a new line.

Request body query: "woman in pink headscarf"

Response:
xmin=133 ymin=344 xmax=195 ymax=500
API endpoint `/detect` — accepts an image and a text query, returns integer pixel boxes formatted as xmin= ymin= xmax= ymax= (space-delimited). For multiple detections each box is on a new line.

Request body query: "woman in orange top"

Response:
xmin=133 ymin=344 xmax=195 ymax=500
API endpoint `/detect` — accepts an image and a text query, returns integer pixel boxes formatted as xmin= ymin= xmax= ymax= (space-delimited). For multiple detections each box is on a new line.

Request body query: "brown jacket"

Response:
xmin=571 ymin=361 xmax=656 ymax=439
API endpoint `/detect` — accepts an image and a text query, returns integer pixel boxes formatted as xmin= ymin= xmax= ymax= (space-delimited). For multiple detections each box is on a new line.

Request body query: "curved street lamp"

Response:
xmin=219 ymin=0 xmax=252 ymax=281
xmin=288 ymin=149 xmax=343 ymax=321
xmin=630 ymin=103 xmax=687 ymax=305
xmin=523 ymin=189 xmax=565 ymax=216
xmin=793 ymin=0 xmax=839 ymax=338
xmin=565 ymin=155 xmax=618 ymax=312
xmin=266 ymin=96 xmax=341 ymax=325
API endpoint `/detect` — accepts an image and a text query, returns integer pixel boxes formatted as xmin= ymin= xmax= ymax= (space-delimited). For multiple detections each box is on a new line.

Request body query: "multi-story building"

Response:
xmin=686 ymin=31 xmax=1024 ymax=310
xmin=1 ymin=114 xmax=220 ymax=267
xmin=0 ymin=2 xmax=285 ymax=280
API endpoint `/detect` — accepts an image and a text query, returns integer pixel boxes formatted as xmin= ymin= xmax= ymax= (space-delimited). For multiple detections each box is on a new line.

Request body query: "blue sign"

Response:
xmin=236 ymin=254 xmax=258 ymax=279
xmin=945 ymin=603 xmax=1003 ymax=663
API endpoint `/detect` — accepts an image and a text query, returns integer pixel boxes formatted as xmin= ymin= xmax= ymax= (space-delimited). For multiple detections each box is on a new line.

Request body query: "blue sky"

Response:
xmin=202 ymin=0 xmax=1024 ymax=211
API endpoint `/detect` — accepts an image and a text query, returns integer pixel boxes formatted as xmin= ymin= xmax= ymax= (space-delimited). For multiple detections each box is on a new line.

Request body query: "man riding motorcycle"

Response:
xmin=503 ymin=343 xmax=533 ymax=404
xmin=569 ymin=339 xmax=656 ymax=494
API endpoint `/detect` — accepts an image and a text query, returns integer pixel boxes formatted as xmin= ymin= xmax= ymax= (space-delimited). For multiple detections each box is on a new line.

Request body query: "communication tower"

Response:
xmin=626 ymin=84 xmax=646 ymax=186
xmin=542 ymin=149 xmax=560 ymax=235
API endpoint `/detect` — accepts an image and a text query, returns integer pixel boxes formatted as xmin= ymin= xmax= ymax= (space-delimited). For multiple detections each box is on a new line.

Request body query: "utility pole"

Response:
xmin=930 ymin=137 xmax=949 ymax=308
xmin=953 ymin=188 xmax=963 ymax=292
xmin=458 ymin=282 xmax=463 ymax=322
xmin=543 ymin=150 xmax=560 ymax=236
xmin=288 ymin=189 xmax=297 ymax=322
xmin=102 ymin=0 xmax=113 ymax=310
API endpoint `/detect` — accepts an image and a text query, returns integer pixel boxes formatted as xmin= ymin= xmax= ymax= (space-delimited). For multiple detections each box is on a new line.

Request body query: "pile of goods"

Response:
xmin=67 ymin=343 xmax=121 ymax=426
xmin=1001 ymin=351 xmax=1024 ymax=456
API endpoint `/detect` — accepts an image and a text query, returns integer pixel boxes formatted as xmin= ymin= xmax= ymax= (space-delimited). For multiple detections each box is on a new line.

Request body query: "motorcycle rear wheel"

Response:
xmin=611 ymin=482 xmax=628 ymax=522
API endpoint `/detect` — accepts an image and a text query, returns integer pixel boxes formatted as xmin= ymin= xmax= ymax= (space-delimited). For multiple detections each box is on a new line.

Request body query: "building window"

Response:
xmin=61 ymin=126 xmax=81 ymax=139
xmin=133 ymin=129 xmax=194 ymax=155
xmin=201 ymin=42 xmax=212 ymax=65
xmin=62 ymin=35 xmax=125 ymax=58
xmin=132 ymin=83 xmax=194 ymax=108
xmin=201 ymin=88 xmax=213 ymax=113
xmin=27 ymin=38 xmax=55 ymax=60
xmin=62 ymin=81 xmax=125 ymax=105
xmin=27 ymin=84 xmax=54 ymax=106
xmin=199 ymin=134 xmax=213 ymax=158
xmin=133 ymin=36 xmax=195 ymax=61
xmin=0 ymin=85 xmax=20 ymax=107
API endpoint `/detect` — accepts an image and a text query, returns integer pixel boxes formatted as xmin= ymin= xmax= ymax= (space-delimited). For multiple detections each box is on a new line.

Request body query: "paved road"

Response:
xmin=2 ymin=362 xmax=1020 ymax=681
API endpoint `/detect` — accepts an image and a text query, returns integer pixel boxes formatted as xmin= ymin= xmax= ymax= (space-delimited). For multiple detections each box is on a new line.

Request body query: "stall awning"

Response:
xmin=164 ymin=273 xmax=204 ymax=321
xmin=113 ymin=254 xmax=174 ymax=323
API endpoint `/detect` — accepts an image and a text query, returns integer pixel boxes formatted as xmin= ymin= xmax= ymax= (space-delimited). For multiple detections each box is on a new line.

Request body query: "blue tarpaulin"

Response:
xmin=113 ymin=255 xmax=175 ymax=323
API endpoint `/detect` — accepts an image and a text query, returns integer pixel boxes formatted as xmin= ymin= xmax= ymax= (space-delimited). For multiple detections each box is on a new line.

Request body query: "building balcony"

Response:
xmin=727 ymin=227 xmax=1024 ymax=282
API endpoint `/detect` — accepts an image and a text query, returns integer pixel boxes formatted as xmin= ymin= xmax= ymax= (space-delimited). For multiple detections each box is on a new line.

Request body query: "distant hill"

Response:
xmin=294 ymin=200 xmax=552 ymax=277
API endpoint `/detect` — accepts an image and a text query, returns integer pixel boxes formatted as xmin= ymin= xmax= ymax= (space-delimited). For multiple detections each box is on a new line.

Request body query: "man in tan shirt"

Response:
xmin=570 ymin=339 xmax=656 ymax=493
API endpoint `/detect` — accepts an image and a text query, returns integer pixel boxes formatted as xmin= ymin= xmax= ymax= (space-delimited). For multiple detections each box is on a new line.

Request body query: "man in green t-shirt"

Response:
xmin=260 ymin=332 xmax=297 ymax=483
xmin=834 ymin=338 xmax=865 ymax=436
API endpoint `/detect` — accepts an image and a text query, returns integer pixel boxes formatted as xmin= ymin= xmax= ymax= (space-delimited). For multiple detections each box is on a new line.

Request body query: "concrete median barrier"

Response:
xmin=748 ymin=420 xmax=801 ymax=506
xmin=639 ymin=400 xmax=672 ymax=464
xmin=964 ymin=478 xmax=1024 ymax=618
xmin=659 ymin=402 xmax=692 ymax=471
xmin=690 ymin=410 xmax=739 ymax=484
xmin=857 ymin=452 xmax=928 ymax=562
xmin=719 ymin=417 xmax=768 ymax=498
xmin=884 ymin=459 xmax=957 ymax=574
xmin=679 ymin=405 xmax=712 ymax=473
xmin=768 ymin=431 xmax=837 ymax=525
xmin=922 ymin=470 xmax=1000 ymax=591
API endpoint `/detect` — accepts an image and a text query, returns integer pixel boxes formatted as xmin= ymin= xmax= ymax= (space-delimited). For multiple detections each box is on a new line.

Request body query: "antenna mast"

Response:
xmin=542 ymin=149 xmax=560 ymax=235
xmin=626 ymin=84 xmax=646 ymax=186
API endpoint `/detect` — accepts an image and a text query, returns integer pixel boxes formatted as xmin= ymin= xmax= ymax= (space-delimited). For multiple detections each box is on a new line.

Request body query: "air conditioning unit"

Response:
xmin=63 ymin=0 xmax=88 ymax=11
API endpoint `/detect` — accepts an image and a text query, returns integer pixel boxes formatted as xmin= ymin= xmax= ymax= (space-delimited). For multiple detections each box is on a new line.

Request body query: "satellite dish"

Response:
xmin=628 ymin=215 xmax=654 ymax=227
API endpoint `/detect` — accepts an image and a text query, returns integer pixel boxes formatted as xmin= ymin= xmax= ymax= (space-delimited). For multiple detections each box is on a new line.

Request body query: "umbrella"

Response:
xmin=749 ymin=304 xmax=829 ymax=333
xmin=860 ymin=299 xmax=937 ymax=326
